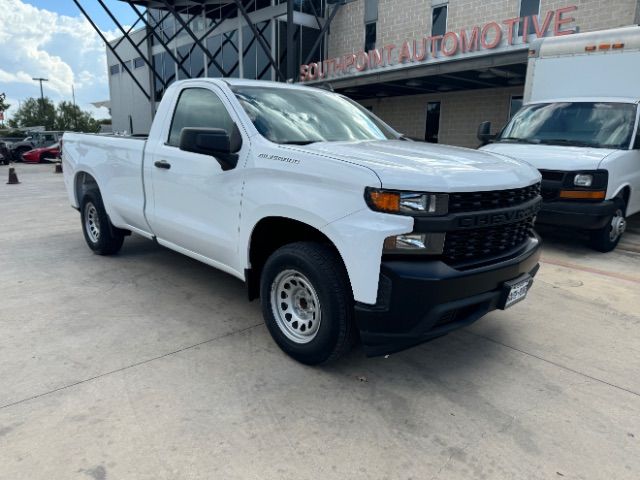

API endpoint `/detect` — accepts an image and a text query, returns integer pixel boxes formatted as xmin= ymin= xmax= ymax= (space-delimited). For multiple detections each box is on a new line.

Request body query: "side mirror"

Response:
xmin=633 ymin=132 xmax=640 ymax=150
xmin=477 ymin=121 xmax=495 ymax=146
xmin=179 ymin=126 xmax=242 ymax=170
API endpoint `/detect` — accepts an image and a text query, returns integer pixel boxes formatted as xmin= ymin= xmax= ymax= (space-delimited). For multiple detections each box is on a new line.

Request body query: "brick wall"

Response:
xmin=328 ymin=0 xmax=640 ymax=59
xmin=540 ymin=0 xmax=638 ymax=33
xmin=359 ymin=86 xmax=524 ymax=148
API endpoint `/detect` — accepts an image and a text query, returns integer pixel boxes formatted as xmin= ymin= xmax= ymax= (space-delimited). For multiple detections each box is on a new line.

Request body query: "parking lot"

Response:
xmin=1 ymin=164 xmax=639 ymax=480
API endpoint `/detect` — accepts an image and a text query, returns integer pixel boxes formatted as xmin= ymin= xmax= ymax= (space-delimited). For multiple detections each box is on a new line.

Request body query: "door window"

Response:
xmin=167 ymin=88 xmax=234 ymax=147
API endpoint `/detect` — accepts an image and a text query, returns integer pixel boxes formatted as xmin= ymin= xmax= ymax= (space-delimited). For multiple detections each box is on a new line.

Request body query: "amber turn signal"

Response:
xmin=368 ymin=190 xmax=400 ymax=212
xmin=559 ymin=190 xmax=606 ymax=200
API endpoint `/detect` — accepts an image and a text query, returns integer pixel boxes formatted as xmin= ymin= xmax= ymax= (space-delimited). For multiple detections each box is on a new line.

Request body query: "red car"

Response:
xmin=22 ymin=142 xmax=61 ymax=163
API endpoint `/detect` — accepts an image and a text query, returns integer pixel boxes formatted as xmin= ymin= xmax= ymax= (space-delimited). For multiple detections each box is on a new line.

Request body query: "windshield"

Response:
xmin=231 ymin=86 xmax=397 ymax=144
xmin=498 ymin=102 xmax=637 ymax=149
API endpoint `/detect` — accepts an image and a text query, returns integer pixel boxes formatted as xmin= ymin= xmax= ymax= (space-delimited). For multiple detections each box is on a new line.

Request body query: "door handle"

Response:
xmin=154 ymin=160 xmax=171 ymax=170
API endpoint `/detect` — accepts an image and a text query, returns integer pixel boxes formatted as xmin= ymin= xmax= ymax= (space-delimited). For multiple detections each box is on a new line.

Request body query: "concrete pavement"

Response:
xmin=1 ymin=164 xmax=638 ymax=479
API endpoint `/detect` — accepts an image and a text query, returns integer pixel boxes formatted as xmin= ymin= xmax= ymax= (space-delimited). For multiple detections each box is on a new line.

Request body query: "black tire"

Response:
xmin=14 ymin=147 xmax=30 ymax=162
xmin=589 ymin=197 xmax=627 ymax=253
xmin=80 ymin=190 xmax=125 ymax=255
xmin=260 ymin=242 xmax=355 ymax=365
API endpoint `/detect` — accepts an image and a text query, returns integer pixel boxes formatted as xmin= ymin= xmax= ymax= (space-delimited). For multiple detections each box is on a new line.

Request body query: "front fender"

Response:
xmin=321 ymin=209 xmax=413 ymax=305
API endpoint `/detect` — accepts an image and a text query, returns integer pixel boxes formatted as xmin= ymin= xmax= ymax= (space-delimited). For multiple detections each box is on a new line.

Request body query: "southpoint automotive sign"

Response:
xmin=300 ymin=5 xmax=577 ymax=82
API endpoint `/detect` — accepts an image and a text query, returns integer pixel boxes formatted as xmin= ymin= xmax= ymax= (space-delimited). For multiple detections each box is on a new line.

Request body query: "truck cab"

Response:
xmin=479 ymin=26 xmax=640 ymax=251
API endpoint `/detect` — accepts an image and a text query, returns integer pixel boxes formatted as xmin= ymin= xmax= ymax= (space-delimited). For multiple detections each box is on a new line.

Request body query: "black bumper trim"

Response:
xmin=355 ymin=236 xmax=541 ymax=357
xmin=537 ymin=200 xmax=616 ymax=230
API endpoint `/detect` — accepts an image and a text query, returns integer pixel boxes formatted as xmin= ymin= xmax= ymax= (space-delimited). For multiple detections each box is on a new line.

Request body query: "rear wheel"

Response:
xmin=260 ymin=242 xmax=355 ymax=365
xmin=80 ymin=190 xmax=125 ymax=255
xmin=589 ymin=197 xmax=627 ymax=252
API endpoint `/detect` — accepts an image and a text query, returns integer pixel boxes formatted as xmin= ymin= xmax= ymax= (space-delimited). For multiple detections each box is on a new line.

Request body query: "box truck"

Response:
xmin=479 ymin=26 xmax=640 ymax=251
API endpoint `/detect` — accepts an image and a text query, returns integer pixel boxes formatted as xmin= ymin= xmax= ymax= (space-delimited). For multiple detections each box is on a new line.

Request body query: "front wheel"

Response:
xmin=80 ymin=190 xmax=125 ymax=255
xmin=260 ymin=242 xmax=355 ymax=365
xmin=589 ymin=198 xmax=627 ymax=252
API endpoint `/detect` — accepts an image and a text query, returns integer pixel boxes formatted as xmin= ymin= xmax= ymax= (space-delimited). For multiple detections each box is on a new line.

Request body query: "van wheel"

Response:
xmin=589 ymin=197 xmax=627 ymax=252
xmin=260 ymin=242 xmax=355 ymax=365
xmin=80 ymin=190 xmax=125 ymax=255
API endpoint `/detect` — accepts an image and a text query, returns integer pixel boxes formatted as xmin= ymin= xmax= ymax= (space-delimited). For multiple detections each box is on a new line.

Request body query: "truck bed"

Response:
xmin=62 ymin=131 xmax=150 ymax=234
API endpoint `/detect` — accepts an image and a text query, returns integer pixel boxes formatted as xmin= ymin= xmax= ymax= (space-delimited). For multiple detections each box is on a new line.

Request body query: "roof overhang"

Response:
xmin=311 ymin=49 xmax=529 ymax=100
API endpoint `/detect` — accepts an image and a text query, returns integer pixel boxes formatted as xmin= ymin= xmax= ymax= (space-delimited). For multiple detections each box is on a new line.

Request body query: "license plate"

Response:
xmin=502 ymin=276 xmax=532 ymax=309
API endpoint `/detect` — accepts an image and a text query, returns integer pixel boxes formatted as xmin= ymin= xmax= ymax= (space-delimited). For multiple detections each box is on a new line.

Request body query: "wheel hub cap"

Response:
xmin=270 ymin=270 xmax=321 ymax=344
xmin=609 ymin=209 xmax=626 ymax=242
xmin=85 ymin=202 xmax=100 ymax=243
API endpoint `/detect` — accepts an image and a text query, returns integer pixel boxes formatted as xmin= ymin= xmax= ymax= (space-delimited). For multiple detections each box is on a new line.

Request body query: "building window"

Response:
xmin=109 ymin=64 xmax=119 ymax=75
xmin=425 ymin=101 xmax=441 ymax=143
xmin=365 ymin=23 xmax=377 ymax=51
xmin=364 ymin=0 xmax=378 ymax=51
xmin=133 ymin=57 xmax=145 ymax=69
xmin=121 ymin=60 xmax=132 ymax=71
xmin=431 ymin=5 xmax=447 ymax=37
xmin=509 ymin=96 xmax=524 ymax=119
xmin=518 ymin=0 xmax=540 ymax=37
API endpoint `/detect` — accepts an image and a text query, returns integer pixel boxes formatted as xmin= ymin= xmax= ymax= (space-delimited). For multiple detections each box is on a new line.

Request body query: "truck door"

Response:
xmin=144 ymin=86 xmax=246 ymax=275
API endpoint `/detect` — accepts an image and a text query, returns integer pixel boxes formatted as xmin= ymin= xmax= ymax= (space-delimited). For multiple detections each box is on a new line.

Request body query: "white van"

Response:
xmin=479 ymin=26 xmax=640 ymax=252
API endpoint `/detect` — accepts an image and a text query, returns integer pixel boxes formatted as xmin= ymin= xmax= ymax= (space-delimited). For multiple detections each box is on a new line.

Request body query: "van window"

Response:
xmin=167 ymin=88 xmax=234 ymax=147
xmin=500 ymin=102 xmax=637 ymax=149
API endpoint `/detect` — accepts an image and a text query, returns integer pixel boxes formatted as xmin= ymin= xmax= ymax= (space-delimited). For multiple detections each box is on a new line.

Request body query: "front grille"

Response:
xmin=443 ymin=218 xmax=535 ymax=264
xmin=541 ymin=188 xmax=559 ymax=201
xmin=448 ymin=182 xmax=541 ymax=213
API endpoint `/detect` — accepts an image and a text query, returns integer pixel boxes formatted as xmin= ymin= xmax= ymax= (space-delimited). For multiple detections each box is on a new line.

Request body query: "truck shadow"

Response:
xmin=115 ymin=234 xmax=511 ymax=382
xmin=535 ymin=212 xmax=640 ymax=255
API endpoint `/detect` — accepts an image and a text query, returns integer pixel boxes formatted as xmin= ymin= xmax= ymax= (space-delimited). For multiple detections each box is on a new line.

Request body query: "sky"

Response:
xmin=0 ymin=0 xmax=140 ymax=123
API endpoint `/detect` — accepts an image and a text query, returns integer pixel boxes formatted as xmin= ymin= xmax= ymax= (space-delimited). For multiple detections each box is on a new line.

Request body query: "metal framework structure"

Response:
xmin=73 ymin=0 xmax=346 ymax=101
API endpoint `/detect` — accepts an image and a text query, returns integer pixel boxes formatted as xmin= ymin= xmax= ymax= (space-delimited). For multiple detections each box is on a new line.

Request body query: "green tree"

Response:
xmin=54 ymin=101 xmax=101 ymax=133
xmin=7 ymin=97 xmax=56 ymax=130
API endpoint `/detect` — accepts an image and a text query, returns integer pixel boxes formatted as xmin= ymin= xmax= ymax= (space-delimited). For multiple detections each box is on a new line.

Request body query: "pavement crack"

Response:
xmin=466 ymin=331 xmax=640 ymax=398
xmin=0 ymin=323 xmax=263 ymax=411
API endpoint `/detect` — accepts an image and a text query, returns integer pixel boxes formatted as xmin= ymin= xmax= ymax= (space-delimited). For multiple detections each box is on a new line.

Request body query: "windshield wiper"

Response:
xmin=497 ymin=137 xmax=540 ymax=144
xmin=537 ymin=138 xmax=599 ymax=148
xmin=279 ymin=140 xmax=320 ymax=145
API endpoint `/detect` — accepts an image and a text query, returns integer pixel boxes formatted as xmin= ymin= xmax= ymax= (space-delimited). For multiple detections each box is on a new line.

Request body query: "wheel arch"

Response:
xmin=611 ymin=183 xmax=631 ymax=213
xmin=74 ymin=171 xmax=100 ymax=207
xmin=245 ymin=216 xmax=350 ymax=301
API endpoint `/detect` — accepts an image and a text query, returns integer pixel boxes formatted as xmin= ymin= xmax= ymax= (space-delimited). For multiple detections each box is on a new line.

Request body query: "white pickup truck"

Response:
xmin=479 ymin=26 xmax=640 ymax=252
xmin=63 ymin=78 xmax=542 ymax=364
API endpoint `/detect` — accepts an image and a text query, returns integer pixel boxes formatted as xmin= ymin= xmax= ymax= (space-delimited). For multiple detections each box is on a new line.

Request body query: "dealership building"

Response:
xmin=94 ymin=0 xmax=640 ymax=146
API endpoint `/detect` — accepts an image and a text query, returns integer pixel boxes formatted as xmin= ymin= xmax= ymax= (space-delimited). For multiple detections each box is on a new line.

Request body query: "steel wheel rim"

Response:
xmin=270 ymin=269 xmax=321 ymax=344
xmin=609 ymin=209 xmax=626 ymax=242
xmin=84 ymin=202 xmax=100 ymax=243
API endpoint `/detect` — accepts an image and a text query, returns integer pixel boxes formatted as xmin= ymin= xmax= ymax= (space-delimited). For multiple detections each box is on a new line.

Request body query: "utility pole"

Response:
xmin=72 ymin=84 xmax=78 ymax=130
xmin=32 ymin=77 xmax=49 ymax=126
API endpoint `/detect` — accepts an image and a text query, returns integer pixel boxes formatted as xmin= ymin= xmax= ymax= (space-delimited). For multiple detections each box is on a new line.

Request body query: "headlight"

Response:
xmin=383 ymin=233 xmax=446 ymax=254
xmin=365 ymin=188 xmax=448 ymax=215
xmin=574 ymin=173 xmax=593 ymax=187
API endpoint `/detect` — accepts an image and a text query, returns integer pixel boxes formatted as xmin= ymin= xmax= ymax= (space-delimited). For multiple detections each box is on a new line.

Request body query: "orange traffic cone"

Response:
xmin=6 ymin=167 xmax=19 ymax=184
xmin=54 ymin=162 xmax=63 ymax=174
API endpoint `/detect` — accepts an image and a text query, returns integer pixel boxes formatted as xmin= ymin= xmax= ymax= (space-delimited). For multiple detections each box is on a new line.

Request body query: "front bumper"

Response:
xmin=355 ymin=235 xmax=541 ymax=356
xmin=537 ymin=200 xmax=616 ymax=230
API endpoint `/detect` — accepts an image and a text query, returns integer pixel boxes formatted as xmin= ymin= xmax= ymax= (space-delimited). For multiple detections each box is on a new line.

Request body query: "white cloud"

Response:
xmin=0 ymin=0 xmax=116 ymax=122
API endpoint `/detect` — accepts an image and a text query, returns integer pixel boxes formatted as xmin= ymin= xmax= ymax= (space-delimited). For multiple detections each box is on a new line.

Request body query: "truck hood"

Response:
xmin=303 ymin=140 xmax=540 ymax=192
xmin=481 ymin=143 xmax=616 ymax=171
